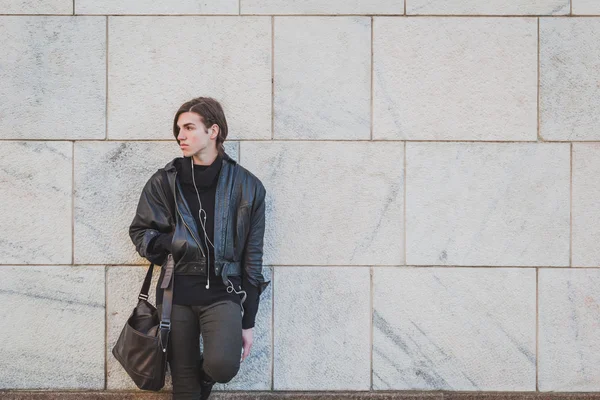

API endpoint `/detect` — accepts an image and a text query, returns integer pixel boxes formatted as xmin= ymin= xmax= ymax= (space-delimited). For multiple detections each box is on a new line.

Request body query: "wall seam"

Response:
xmin=0 ymin=14 xmax=595 ymax=17
xmin=404 ymin=142 xmax=407 ymax=265
xmin=71 ymin=142 xmax=75 ymax=265
xmin=104 ymin=265 xmax=108 ymax=390
xmin=2 ymin=139 xmax=597 ymax=143
xmin=370 ymin=16 xmax=374 ymax=141
xmin=105 ymin=16 xmax=109 ymax=140
xmin=535 ymin=267 xmax=539 ymax=391
xmin=369 ymin=266 xmax=373 ymax=390
xmin=0 ymin=264 xmax=596 ymax=268
xmin=570 ymin=142 xmax=573 ymax=267
xmin=537 ymin=17 xmax=542 ymax=141
xmin=271 ymin=266 xmax=275 ymax=391
xmin=271 ymin=16 xmax=275 ymax=140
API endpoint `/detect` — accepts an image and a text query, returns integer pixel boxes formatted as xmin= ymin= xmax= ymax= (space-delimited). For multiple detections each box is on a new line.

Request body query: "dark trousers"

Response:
xmin=158 ymin=300 xmax=243 ymax=399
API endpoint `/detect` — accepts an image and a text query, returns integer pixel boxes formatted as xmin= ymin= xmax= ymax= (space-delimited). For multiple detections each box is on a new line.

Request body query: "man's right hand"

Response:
xmin=149 ymin=232 xmax=174 ymax=255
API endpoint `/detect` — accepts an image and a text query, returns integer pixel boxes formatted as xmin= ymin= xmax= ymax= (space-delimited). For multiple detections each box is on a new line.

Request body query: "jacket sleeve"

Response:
xmin=242 ymin=181 xmax=271 ymax=298
xmin=241 ymin=277 xmax=260 ymax=329
xmin=129 ymin=171 xmax=174 ymax=265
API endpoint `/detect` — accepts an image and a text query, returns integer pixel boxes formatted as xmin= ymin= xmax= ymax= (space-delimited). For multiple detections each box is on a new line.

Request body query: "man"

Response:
xmin=129 ymin=97 xmax=270 ymax=400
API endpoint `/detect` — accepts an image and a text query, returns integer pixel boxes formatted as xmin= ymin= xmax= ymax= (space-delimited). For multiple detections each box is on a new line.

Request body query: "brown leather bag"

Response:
xmin=112 ymin=253 xmax=175 ymax=391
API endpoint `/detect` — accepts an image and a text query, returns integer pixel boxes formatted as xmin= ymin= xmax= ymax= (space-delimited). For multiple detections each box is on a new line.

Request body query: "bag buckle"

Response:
xmin=159 ymin=321 xmax=171 ymax=330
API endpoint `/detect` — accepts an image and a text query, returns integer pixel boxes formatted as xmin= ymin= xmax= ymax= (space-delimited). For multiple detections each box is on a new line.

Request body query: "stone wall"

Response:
xmin=0 ymin=0 xmax=599 ymax=395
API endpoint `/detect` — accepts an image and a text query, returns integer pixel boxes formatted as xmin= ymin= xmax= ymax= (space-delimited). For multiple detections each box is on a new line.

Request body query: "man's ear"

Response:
xmin=209 ymin=124 xmax=219 ymax=139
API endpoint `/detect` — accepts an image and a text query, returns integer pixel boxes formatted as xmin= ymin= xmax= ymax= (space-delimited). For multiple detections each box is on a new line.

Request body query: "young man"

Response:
xmin=129 ymin=97 xmax=270 ymax=400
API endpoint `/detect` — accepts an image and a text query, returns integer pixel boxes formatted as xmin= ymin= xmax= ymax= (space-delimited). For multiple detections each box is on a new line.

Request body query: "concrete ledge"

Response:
xmin=1 ymin=392 xmax=600 ymax=400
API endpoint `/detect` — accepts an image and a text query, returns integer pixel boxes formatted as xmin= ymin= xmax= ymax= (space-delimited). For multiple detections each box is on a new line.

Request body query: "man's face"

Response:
xmin=176 ymin=111 xmax=216 ymax=156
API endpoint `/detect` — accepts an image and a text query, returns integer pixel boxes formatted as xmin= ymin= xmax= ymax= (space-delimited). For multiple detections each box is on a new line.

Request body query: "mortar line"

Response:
xmin=72 ymin=0 xmax=75 ymax=15
xmin=237 ymin=13 xmax=579 ymax=17
xmin=104 ymin=265 xmax=108 ymax=390
xmin=0 ymin=13 xmax=592 ymax=17
xmin=6 ymin=138 xmax=596 ymax=143
xmin=271 ymin=16 xmax=275 ymax=140
xmin=3 ymin=263 xmax=594 ymax=268
xmin=404 ymin=142 xmax=407 ymax=265
xmin=369 ymin=266 xmax=373 ymax=390
xmin=71 ymin=142 xmax=75 ymax=265
xmin=537 ymin=18 xmax=542 ymax=141
xmin=370 ymin=16 xmax=374 ymax=141
xmin=235 ymin=13 xmax=581 ymax=17
xmin=535 ymin=267 xmax=539 ymax=391
xmin=105 ymin=16 xmax=109 ymax=140
xmin=570 ymin=142 xmax=573 ymax=267
xmin=271 ymin=267 xmax=275 ymax=391
xmin=239 ymin=0 xmax=241 ymax=15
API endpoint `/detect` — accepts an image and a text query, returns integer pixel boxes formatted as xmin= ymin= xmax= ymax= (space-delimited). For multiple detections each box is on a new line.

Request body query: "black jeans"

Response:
xmin=158 ymin=300 xmax=243 ymax=399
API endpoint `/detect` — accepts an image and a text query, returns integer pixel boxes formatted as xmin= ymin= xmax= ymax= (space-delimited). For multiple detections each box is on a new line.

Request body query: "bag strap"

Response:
xmin=136 ymin=254 xmax=175 ymax=352
xmin=137 ymin=262 xmax=155 ymax=301
xmin=159 ymin=254 xmax=175 ymax=352
xmin=155 ymin=169 xmax=175 ymax=351
xmin=136 ymin=254 xmax=174 ymax=301
xmin=136 ymin=168 xmax=176 ymax=303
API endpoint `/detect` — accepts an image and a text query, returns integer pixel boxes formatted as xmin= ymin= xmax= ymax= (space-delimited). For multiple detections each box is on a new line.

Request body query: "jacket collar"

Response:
xmin=163 ymin=150 xmax=237 ymax=173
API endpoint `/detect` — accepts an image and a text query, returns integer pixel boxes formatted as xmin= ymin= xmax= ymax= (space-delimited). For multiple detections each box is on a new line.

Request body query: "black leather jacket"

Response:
xmin=129 ymin=151 xmax=271 ymax=296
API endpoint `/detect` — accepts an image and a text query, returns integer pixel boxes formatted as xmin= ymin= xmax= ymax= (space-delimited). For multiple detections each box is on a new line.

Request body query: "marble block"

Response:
xmin=108 ymin=16 xmax=271 ymax=141
xmin=572 ymin=143 xmax=600 ymax=267
xmin=373 ymin=17 xmax=537 ymax=141
xmin=405 ymin=142 xmax=570 ymax=266
xmin=241 ymin=0 xmax=402 ymax=15
xmin=76 ymin=0 xmax=238 ymax=14
xmin=273 ymin=266 xmax=371 ymax=390
xmin=407 ymin=0 xmax=569 ymax=15
xmin=373 ymin=267 xmax=536 ymax=391
xmin=0 ymin=142 xmax=72 ymax=264
xmin=74 ymin=141 xmax=238 ymax=264
xmin=0 ymin=16 xmax=105 ymax=139
xmin=0 ymin=0 xmax=72 ymax=13
xmin=274 ymin=17 xmax=370 ymax=140
xmin=240 ymin=141 xmax=404 ymax=266
xmin=0 ymin=266 xmax=105 ymax=389
xmin=573 ymin=0 xmax=600 ymax=14
xmin=540 ymin=18 xmax=600 ymax=140
xmin=538 ymin=268 xmax=600 ymax=391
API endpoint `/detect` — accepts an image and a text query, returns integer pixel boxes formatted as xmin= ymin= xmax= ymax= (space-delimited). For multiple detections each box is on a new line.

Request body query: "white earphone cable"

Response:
xmin=189 ymin=133 xmax=247 ymax=314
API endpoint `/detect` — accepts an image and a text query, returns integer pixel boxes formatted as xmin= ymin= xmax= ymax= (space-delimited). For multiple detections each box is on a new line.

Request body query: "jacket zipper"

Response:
xmin=176 ymin=205 xmax=206 ymax=258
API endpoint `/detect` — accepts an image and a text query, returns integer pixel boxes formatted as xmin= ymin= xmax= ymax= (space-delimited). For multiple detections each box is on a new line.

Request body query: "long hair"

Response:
xmin=173 ymin=97 xmax=229 ymax=156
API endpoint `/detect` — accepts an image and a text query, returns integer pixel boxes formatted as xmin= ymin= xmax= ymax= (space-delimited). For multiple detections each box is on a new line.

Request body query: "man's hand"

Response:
xmin=241 ymin=328 xmax=253 ymax=362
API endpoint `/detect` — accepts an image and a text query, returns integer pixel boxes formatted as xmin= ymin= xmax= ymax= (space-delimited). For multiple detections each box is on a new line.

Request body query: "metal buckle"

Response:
xmin=159 ymin=321 xmax=171 ymax=330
